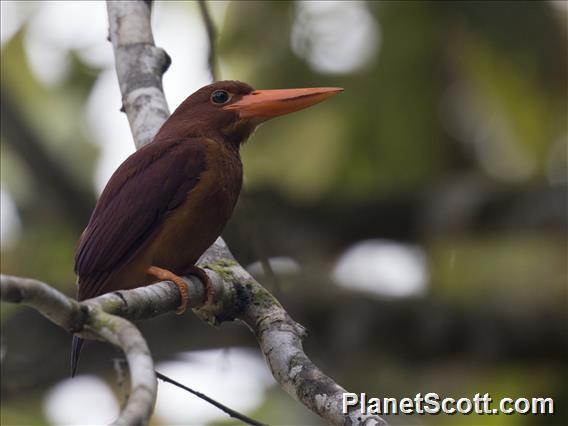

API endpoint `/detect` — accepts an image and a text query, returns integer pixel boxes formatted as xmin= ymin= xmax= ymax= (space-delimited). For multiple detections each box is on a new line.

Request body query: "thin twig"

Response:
xmin=197 ymin=0 xmax=218 ymax=81
xmin=155 ymin=371 xmax=266 ymax=426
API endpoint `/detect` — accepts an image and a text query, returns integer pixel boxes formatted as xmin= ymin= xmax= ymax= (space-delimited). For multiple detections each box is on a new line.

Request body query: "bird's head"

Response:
xmin=167 ymin=80 xmax=343 ymax=147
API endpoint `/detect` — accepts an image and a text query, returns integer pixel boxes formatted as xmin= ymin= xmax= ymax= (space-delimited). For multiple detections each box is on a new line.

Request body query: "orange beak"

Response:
xmin=223 ymin=87 xmax=343 ymax=121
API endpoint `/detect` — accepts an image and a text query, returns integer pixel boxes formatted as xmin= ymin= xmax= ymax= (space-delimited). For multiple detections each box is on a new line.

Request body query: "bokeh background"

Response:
xmin=1 ymin=1 xmax=566 ymax=425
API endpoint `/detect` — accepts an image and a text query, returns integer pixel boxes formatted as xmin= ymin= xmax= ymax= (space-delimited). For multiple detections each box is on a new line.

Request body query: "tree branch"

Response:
xmin=1 ymin=1 xmax=389 ymax=425
xmin=208 ymin=249 xmax=386 ymax=425
xmin=1 ymin=268 xmax=386 ymax=425
xmin=106 ymin=0 xmax=171 ymax=148
xmin=0 ymin=274 xmax=156 ymax=426
xmin=90 ymin=309 xmax=156 ymax=426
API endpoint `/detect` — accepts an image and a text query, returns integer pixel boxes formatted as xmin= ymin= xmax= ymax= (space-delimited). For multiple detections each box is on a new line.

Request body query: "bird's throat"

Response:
xmin=221 ymin=119 xmax=257 ymax=148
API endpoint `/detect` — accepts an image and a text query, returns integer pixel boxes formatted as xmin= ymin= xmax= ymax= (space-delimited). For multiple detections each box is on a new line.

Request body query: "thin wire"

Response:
xmin=155 ymin=371 xmax=267 ymax=426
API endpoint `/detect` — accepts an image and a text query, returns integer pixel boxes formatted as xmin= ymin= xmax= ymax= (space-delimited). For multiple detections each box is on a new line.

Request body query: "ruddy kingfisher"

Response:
xmin=72 ymin=80 xmax=342 ymax=375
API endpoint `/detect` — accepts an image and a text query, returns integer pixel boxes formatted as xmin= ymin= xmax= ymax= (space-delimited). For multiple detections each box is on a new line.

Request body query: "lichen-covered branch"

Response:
xmin=0 ymin=274 xmax=157 ymax=426
xmin=91 ymin=309 xmax=156 ymax=426
xmin=198 ymin=242 xmax=388 ymax=426
xmin=1 ymin=275 xmax=84 ymax=331
xmin=1 ymin=1 xmax=389 ymax=425
xmin=1 ymin=267 xmax=386 ymax=425
xmin=108 ymin=1 xmax=386 ymax=424
xmin=106 ymin=0 xmax=171 ymax=148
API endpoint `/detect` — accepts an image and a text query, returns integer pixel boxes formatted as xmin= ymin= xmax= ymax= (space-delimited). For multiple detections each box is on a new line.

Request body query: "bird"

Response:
xmin=71 ymin=80 xmax=342 ymax=376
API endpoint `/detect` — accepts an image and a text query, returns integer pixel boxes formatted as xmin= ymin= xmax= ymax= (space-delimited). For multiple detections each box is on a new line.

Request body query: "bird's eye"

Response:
xmin=211 ymin=90 xmax=231 ymax=104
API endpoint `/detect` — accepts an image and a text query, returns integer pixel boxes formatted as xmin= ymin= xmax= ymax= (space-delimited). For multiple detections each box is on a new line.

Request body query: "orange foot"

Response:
xmin=146 ymin=266 xmax=190 ymax=315
xmin=146 ymin=265 xmax=214 ymax=315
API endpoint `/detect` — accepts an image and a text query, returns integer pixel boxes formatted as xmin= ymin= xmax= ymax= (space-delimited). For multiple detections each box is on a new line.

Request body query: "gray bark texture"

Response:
xmin=0 ymin=1 xmax=387 ymax=425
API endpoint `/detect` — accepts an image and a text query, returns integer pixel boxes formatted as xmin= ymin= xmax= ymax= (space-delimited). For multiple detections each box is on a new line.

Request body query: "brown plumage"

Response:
xmin=71 ymin=80 xmax=342 ymax=376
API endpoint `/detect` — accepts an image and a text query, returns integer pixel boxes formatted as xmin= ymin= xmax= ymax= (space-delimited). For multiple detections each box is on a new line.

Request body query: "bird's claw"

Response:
xmin=146 ymin=265 xmax=214 ymax=315
xmin=146 ymin=265 xmax=189 ymax=314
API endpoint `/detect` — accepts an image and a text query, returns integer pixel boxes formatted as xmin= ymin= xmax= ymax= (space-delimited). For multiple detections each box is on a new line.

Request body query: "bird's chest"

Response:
xmin=153 ymin=144 xmax=242 ymax=268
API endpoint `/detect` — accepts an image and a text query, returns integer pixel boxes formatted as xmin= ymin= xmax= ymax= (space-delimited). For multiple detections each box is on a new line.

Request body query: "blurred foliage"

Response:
xmin=0 ymin=393 xmax=47 ymax=426
xmin=221 ymin=1 xmax=566 ymax=199
xmin=428 ymin=233 xmax=566 ymax=308
xmin=0 ymin=1 xmax=566 ymax=425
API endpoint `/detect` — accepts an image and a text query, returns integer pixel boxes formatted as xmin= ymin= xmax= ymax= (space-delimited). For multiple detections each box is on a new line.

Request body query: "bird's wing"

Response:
xmin=74 ymin=138 xmax=207 ymax=300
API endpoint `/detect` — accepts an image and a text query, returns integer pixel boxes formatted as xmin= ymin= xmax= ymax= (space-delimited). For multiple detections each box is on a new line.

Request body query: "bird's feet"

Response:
xmin=146 ymin=265 xmax=214 ymax=315
xmin=146 ymin=266 xmax=190 ymax=314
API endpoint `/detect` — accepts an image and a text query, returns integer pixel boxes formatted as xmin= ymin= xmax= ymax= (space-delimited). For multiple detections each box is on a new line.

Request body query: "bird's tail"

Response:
xmin=70 ymin=336 xmax=84 ymax=377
